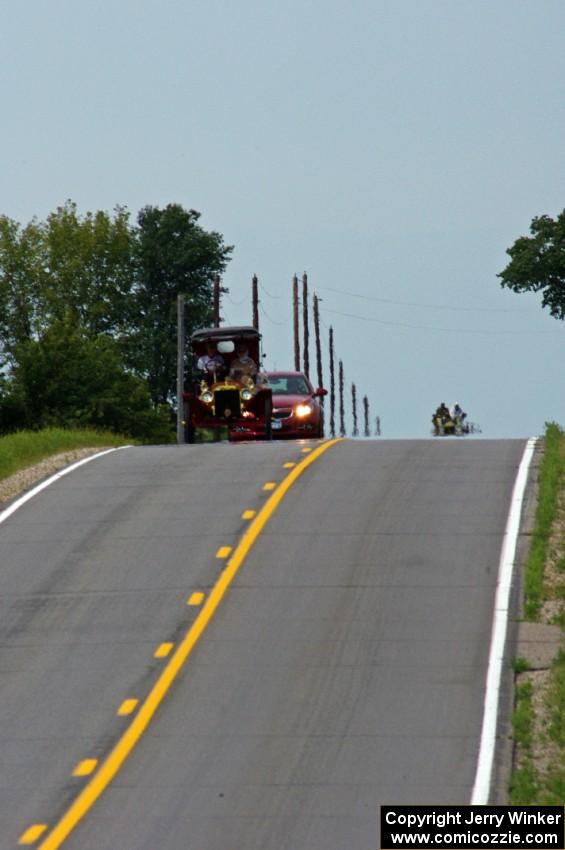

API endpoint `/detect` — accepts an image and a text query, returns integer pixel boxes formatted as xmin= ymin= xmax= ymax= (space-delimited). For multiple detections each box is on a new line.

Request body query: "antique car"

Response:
xmin=431 ymin=403 xmax=481 ymax=436
xmin=266 ymin=371 xmax=327 ymax=439
xmin=182 ymin=326 xmax=273 ymax=442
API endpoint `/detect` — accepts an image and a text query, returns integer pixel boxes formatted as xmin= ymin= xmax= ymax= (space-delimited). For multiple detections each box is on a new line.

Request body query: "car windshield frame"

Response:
xmin=266 ymin=374 xmax=312 ymax=396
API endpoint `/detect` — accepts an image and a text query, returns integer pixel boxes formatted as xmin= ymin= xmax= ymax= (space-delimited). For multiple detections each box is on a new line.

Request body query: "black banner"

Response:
xmin=380 ymin=806 xmax=564 ymax=850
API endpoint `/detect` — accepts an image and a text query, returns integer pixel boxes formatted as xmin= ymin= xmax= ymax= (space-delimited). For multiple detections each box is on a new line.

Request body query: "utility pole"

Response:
xmin=363 ymin=396 xmax=370 ymax=437
xmin=176 ymin=293 xmax=185 ymax=444
xmin=339 ymin=359 xmax=346 ymax=437
xmin=313 ymin=294 xmax=323 ymax=390
xmin=329 ymin=326 xmax=335 ymax=437
xmin=212 ymin=275 xmax=220 ymax=327
xmin=252 ymin=274 xmax=259 ymax=330
xmin=293 ymin=274 xmax=300 ymax=371
xmin=302 ymin=272 xmax=309 ymax=379
xmin=352 ymin=383 xmax=358 ymax=437
xmin=375 ymin=416 xmax=381 ymax=437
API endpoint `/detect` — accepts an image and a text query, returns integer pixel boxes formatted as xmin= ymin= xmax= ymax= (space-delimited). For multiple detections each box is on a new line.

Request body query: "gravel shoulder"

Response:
xmin=0 ymin=448 xmax=111 ymax=505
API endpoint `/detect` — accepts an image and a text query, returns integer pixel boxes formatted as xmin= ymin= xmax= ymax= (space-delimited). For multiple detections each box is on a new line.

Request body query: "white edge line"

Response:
xmin=0 ymin=446 xmax=131 ymax=526
xmin=470 ymin=436 xmax=538 ymax=804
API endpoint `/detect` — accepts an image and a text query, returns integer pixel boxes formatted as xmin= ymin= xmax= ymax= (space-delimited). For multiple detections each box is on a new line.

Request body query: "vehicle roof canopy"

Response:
xmin=191 ymin=326 xmax=261 ymax=344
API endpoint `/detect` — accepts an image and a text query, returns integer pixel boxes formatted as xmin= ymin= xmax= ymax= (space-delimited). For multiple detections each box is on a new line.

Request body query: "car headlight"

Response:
xmin=201 ymin=390 xmax=213 ymax=404
xmin=295 ymin=403 xmax=313 ymax=418
xmin=241 ymin=388 xmax=253 ymax=401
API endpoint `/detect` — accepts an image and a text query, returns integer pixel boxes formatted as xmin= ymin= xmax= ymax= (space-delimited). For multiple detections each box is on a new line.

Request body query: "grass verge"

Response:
xmin=509 ymin=422 xmax=565 ymax=804
xmin=0 ymin=428 xmax=132 ymax=481
xmin=523 ymin=422 xmax=563 ymax=619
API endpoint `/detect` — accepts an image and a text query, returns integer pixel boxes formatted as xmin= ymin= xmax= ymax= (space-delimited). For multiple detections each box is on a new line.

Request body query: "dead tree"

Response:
xmin=363 ymin=396 xmax=370 ymax=437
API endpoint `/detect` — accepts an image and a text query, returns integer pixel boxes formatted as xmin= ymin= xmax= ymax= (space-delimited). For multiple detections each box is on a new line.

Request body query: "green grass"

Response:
xmin=0 ymin=428 xmax=133 ymax=481
xmin=509 ymin=680 xmax=537 ymax=804
xmin=509 ymin=423 xmax=565 ymax=805
xmin=523 ymin=422 xmax=564 ymax=619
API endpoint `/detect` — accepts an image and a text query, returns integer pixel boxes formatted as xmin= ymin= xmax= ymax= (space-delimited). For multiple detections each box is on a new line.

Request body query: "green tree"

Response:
xmin=40 ymin=201 xmax=135 ymax=336
xmin=499 ymin=209 xmax=565 ymax=319
xmin=129 ymin=204 xmax=232 ymax=404
xmin=0 ymin=202 xmax=136 ymax=359
xmin=10 ymin=320 xmax=173 ymax=442
xmin=0 ymin=215 xmax=44 ymax=358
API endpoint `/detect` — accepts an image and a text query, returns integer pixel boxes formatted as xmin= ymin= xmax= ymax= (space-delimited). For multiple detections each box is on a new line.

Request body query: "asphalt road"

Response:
xmin=0 ymin=438 xmax=527 ymax=850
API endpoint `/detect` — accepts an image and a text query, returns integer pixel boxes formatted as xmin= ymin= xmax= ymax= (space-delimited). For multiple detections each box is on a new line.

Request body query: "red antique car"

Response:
xmin=182 ymin=326 xmax=273 ymax=442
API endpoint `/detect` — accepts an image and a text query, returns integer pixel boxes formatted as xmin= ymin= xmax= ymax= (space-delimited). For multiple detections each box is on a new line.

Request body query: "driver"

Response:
xmin=197 ymin=342 xmax=225 ymax=382
xmin=229 ymin=342 xmax=258 ymax=380
xmin=434 ymin=402 xmax=451 ymax=423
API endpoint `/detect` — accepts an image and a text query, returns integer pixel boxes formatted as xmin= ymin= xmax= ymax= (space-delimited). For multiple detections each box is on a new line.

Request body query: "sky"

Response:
xmin=1 ymin=0 xmax=564 ymax=438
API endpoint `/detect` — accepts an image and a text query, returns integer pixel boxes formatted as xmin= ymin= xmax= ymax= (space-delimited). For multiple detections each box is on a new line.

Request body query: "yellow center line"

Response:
xmin=241 ymin=509 xmax=255 ymax=520
xmin=72 ymin=760 xmax=97 ymax=778
xmin=36 ymin=437 xmax=342 ymax=850
xmin=187 ymin=592 xmax=205 ymax=606
xmin=215 ymin=545 xmax=232 ymax=559
xmin=262 ymin=482 xmax=276 ymax=491
xmin=282 ymin=462 xmax=296 ymax=468
xmin=117 ymin=699 xmax=139 ymax=717
xmin=153 ymin=642 xmax=174 ymax=658
xmin=19 ymin=825 xmax=48 ymax=845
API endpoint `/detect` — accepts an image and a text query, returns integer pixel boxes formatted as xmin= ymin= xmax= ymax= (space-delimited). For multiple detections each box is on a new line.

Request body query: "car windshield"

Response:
xmin=267 ymin=375 xmax=310 ymax=395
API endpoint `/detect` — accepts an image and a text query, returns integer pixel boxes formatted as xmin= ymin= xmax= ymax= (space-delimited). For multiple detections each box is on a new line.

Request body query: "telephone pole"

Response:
xmin=252 ymin=274 xmax=259 ymax=330
xmin=313 ymin=294 xmax=323 ymax=390
xmin=329 ymin=326 xmax=335 ymax=437
xmin=212 ymin=275 xmax=220 ymax=327
xmin=293 ymin=274 xmax=300 ymax=370
xmin=302 ymin=272 xmax=309 ymax=379
xmin=339 ymin=359 xmax=345 ymax=437
xmin=363 ymin=396 xmax=370 ymax=437
xmin=176 ymin=293 xmax=185 ymax=444
xmin=352 ymin=383 xmax=358 ymax=437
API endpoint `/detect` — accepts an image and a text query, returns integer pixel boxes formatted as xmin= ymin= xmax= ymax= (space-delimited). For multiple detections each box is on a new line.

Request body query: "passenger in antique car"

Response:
xmin=229 ymin=342 xmax=258 ymax=381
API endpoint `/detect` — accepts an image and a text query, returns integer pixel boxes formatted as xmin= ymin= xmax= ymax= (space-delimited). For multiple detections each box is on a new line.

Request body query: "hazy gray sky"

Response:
xmin=2 ymin=0 xmax=564 ymax=437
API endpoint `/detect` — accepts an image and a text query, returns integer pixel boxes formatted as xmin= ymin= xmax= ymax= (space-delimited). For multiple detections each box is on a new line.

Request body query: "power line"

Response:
xmin=322 ymin=307 xmax=561 ymax=335
xmin=317 ymin=284 xmax=531 ymax=314
xmin=258 ymin=281 xmax=283 ymax=299
xmin=259 ymin=302 xmax=290 ymax=326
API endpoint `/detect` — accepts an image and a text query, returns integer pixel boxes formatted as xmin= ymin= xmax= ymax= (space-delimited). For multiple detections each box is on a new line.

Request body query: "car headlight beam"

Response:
xmin=295 ymin=403 xmax=313 ymax=418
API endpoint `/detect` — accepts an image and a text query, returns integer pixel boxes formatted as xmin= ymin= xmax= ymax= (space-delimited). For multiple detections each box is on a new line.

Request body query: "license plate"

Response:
xmin=272 ymin=420 xmax=282 ymax=430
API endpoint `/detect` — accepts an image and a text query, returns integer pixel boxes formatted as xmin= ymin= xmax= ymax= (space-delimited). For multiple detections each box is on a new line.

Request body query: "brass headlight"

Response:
xmin=241 ymin=388 xmax=253 ymax=401
xmin=201 ymin=390 xmax=213 ymax=404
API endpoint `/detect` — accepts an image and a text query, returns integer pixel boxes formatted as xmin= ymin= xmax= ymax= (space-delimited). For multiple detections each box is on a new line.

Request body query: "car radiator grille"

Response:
xmin=273 ymin=408 xmax=292 ymax=420
xmin=214 ymin=389 xmax=241 ymax=418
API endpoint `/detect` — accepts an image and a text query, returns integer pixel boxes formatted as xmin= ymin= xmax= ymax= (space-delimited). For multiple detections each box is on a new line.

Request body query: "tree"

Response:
xmin=0 ymin=202 xmax=136 ymax=360
xmin=128 ymin=204 xmax=232 ymax=404
xmin=498 ymin=209 xmax=565 ymax=319
xmin=9 ymin=320 xmax=173 ymax=442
